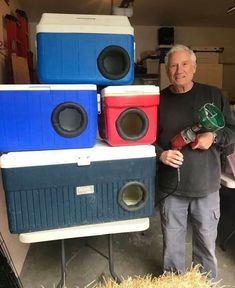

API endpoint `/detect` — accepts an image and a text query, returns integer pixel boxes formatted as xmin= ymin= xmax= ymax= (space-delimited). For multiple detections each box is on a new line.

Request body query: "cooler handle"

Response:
xmin=77 ymin=156 xmax=91 ymax=166
xmin=28 ymin=85 xmax=51 ymax=90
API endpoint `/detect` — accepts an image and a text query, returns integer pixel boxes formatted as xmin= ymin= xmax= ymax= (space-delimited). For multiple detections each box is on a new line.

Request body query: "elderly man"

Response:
xmin=155 ymin=44 xmax=235 ymax=279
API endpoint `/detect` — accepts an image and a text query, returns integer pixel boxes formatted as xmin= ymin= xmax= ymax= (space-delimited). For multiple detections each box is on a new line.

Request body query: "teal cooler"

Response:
xmin=0 ymin=142 xmax=156 ymax=233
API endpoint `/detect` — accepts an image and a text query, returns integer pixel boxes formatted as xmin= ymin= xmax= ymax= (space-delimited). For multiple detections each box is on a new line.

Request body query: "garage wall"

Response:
xmin=0 ymin=0 xmax=30 ymax=276
xmin=174 ymin=27 xmax=235 ymax=100
xmin=134 ymin=25 xmax=235 ymax=63
xmin=134 ymin=25 xmax=235 ymax=99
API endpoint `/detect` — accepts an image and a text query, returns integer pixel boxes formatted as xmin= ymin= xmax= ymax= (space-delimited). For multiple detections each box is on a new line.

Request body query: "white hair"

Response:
xmin=165 ymin=44 xmax=197 ymax=68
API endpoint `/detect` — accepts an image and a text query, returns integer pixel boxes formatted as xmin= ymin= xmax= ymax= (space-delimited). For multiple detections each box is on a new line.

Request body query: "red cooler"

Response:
xmin=99 ymin=85 xmax=160 ymax=146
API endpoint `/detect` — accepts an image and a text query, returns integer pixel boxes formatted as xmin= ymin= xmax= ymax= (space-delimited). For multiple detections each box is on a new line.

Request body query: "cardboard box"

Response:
xmin=159 ymin=64 xmax=169 ymax=90
xmin=11 ymin=54 xmax=30 ymax=83
xmin=195 ymin=52 xmax=219 ymax=64
xmin=143 ymin=59 xmax=159 ymax=74
xmin=194 ymin=64 xmax=223 ymax=88
xmin=159 ymin=63 xmax=223 ymax=90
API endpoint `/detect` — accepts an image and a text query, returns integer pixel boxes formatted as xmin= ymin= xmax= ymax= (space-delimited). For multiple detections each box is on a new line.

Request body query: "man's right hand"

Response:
xmin=160 ymin=150 xmax=184 ymax=168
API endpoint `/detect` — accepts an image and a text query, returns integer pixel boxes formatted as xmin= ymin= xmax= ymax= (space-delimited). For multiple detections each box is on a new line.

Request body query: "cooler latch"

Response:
xmin=77 ymin=156 xmax=91 ymax=166
xmin=97 ymin=93 xmax=101 ymax=114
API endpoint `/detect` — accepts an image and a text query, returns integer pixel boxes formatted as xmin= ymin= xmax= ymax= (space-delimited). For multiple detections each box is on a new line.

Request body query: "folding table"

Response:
xmin=19 ymin=217 xmax=150 ymax=288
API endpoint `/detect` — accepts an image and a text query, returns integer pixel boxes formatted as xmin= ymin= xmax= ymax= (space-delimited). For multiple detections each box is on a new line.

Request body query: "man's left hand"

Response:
xmin=191 ymin=132 xmax=215 ymax=150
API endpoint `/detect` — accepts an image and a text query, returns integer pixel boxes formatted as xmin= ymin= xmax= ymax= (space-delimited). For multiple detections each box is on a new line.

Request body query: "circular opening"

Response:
xmin=97 ymin=45 xmax=130 ymax=80
xmin=118 ymin=181 xmax=148 ymax=211
xmin=116 ymin=108 xmax=149 ymax=141
xmin=51 ymin=102 xmax=88 ymax=138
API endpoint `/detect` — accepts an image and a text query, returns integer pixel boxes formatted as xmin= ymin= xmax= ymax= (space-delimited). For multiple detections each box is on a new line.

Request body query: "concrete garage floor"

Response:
xmin=20 ymin=190 xmax=235 ymax=288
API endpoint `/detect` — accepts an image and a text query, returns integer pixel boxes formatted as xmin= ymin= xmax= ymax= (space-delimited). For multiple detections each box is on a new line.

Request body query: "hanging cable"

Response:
xmin=159 ymin=167 xmax=181 ymax=202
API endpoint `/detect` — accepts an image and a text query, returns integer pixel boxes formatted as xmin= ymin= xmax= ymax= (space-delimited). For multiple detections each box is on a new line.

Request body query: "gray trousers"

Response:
xmin=160 ymin=191 xmax=220 ymax=280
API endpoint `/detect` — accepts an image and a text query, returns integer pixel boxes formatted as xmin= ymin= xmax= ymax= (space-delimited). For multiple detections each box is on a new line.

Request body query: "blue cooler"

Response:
xmin=0 ymin=84 xmax=97 ymax=152
xmin=36 ymin=13 xmax=134 ymax=85
xmin=0 ymin=142 xmax=156 ymax=233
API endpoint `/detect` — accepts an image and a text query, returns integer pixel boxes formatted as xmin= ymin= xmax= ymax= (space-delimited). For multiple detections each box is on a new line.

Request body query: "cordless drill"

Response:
xmin=171 ymin=103 xmax=225 ymax=150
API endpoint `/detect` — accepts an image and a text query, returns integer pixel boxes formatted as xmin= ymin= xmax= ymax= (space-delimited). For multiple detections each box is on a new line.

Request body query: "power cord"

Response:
xmin=159 ymin=167 xmax=181 ymax=202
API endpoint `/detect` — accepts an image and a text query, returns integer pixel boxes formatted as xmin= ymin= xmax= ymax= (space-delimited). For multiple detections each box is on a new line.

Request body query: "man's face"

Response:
xmin=167 ymin=50 xmax=196 ymax=89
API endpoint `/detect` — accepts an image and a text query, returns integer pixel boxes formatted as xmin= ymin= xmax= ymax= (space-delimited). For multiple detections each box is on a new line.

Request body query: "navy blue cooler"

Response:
xmin=0 ymin=84 xmax=97 ymax=152
xmin=36 ymin=13 xmax=134 ymax=85
xmin=0 ymin=142 xmax=156 ymax=233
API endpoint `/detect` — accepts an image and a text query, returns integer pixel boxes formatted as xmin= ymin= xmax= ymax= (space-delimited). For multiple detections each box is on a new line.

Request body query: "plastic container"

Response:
xmin=36 ymin=13 xmax=134 ymax=85
xmin=0 ymin=84 xmax=97 ymax=151
xmin=99 ymin=85 xmax=160 ymax=146
xmin=1 ymin=142 xmax=156 ymax=233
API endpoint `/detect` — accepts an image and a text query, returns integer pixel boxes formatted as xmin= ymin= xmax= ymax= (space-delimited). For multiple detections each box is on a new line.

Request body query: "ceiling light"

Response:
xmin=119 ymin=0 xmax=134 ymax=8
xmin=227 ymin=5 xmax=235 ymax=14
xmin=112 ymin=6 xmax=133 ymax=17
xmin=112 ymin=0 xmax=134 ymax=17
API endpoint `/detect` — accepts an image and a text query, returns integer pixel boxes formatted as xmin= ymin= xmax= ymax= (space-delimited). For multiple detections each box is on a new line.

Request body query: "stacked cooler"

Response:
xmin=0 ymin=13 xmax=160 ymax=234
xmin=36 ymin=13 xmax=135 ymax=85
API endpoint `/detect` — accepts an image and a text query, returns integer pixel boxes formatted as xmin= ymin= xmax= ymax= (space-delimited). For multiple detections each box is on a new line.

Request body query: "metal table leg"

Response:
xmin=85 ymin=235 xmax=121 ymax=283
xmin=55 ymin=235 xmax=122 ymax=285
xmin=108 ymin=235 xmax=121 ymax=284
xmin=56 ymin=239 xmax=67 ymax=288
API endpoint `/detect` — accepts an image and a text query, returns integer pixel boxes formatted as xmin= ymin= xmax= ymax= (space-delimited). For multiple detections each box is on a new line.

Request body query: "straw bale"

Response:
xmin=96 ymin=265 xmax=224 ymax=288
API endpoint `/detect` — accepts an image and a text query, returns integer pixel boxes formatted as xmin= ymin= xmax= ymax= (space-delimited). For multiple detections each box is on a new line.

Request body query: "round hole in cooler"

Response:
xmin=118 ymin=181 xmax=148 ymax=211
xmin=97 ymin=45 xmax=130 ymax=80
xmin=116 ymin=108 xmax=149 ymax=141
xmin=51 ymin=102 xmax=88 ymax=138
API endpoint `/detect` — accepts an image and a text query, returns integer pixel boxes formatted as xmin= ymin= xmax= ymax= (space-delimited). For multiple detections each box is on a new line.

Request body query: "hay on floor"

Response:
xmin=95 ymin=265 xmax=224 ymax=288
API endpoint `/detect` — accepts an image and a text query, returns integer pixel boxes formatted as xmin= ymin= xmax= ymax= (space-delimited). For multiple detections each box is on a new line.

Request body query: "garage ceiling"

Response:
xmin=17 ymin=0 xmax=235 ymax=27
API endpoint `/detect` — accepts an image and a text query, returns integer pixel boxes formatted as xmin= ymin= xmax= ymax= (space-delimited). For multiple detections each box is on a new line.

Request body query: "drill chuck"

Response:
xmin=171 ymin=127 xmax=197 ymax=150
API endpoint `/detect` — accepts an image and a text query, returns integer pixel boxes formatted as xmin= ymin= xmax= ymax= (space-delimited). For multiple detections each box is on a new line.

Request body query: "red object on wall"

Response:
xmin=4 ymin=14 xmax=18 ymax=55
xmin=4 ymin=10 xmax=34 ymax=83
xmin=16 ymin=9 xmax=29 ymax=57
xmin=4 ymin=14 xmax=18 ymax=83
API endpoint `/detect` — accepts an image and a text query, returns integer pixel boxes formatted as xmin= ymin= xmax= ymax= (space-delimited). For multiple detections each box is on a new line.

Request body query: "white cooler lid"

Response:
xmin=101 ymin=85 xmax=159 ymax=97
xmin=0 ymin=84 xmax=96 ymax=91
xmin=0 ymin=141 xmax=156 ymax=168
xmin=36 ymin=13 xmax=134 ymax=35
